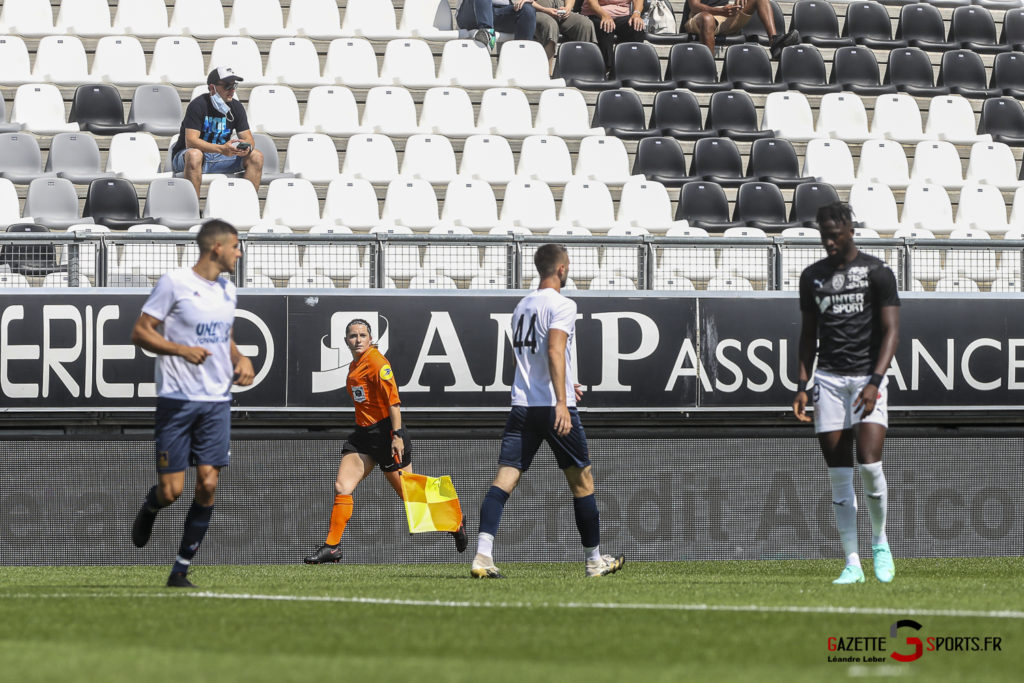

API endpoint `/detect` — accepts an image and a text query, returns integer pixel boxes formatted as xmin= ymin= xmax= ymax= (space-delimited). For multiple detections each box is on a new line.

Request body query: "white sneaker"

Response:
xmin=585 ymin=553 xmax=625 ymax=577
xmin=470 ymin=553 xmax=504 ymax=579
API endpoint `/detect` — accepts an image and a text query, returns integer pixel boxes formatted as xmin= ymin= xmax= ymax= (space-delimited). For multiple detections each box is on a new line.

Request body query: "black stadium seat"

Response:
xmin=979 ymin=97 xmax=1024 ymax=146
xmin=665 ymin=43 xmax=731 ymax=93
xmin=777 ymin=45 xmax=842 ymax=95
xmin=705 ymin=90 xmax=773 ymax=141
xmin=948 ymin=6 xmax=1010 ymax=54
xmin=614 ymin=42 xmax=674 ymax=91
xmin=937 ymin=50 xmax=1002 ymax=99
xmin=591 ymin=89 xmax=660 ymax=140
xmin=844 ymin=1 xmax=908 ymax=51
xmin=676 ymin=180 xmax=743 ymax=230
xmin=747 ymin=138 xmax=815 ymax=189
xmin=649 ymin=90 xmax=716 ymax=140
xmin=733 ymin=182 xmax=799 ymax=232
xmin=690 ymin=137 xmax=753 ymax=187
xmin=553 ymin=41 xmax=620 ymax=91
xmin=68 ymin=84 xmax=141 ymax=135
xmin=896 ymin=3 xmax=958 ymax=52
xmin=722 ymin=44 xmax=786 ymax=94
xmin=1000 ymin=7 xmax=1024 ymax=51
xmin=790 ymin=182 xmax=841 ymax=226
xmin=1 ymin=223 xmax=62 ymax=276
xmin=884 ymin=47 xmax=951 ymax=98
xmin=631 ymin=137 xmax=694 ymax=187
xmin=991 ymin=52 xmax=1024 ymax=99
xmin=83 ymin=178 xmax=153 ymax=230
xmin=791 ymin=0 xmax=854 ymax=49
xmin=830 ymin=46 xmax=897 ymax=96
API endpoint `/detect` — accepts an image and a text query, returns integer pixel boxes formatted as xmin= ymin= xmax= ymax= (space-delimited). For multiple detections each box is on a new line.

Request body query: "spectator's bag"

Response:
xmin=643 ymin=0 xmax=676 ymax=34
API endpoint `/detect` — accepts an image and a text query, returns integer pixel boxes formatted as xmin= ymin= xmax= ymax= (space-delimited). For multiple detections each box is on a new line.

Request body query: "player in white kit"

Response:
xmin=793 ymin=202 xmax=900 ymax=585
xmin=470 ymin=244 xmax=625 ymax=579
xmin=129 ymin=219 xmax=254 ymax=588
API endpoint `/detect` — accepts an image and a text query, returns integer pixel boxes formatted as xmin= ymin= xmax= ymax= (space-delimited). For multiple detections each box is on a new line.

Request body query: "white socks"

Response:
xmin=584 ymin=545 xmax=601 ymax=563
xmin=828 ymin=467 xmax=860 ymax=568
xmin=859 ymin=461 xmax=888 ymax=546
xmin=476 ymin=532 xmax=494 ymax=559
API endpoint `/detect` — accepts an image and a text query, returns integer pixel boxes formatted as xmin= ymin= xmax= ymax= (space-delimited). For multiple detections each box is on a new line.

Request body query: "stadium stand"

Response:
xmin=0 ymin=0 xmax=1020 ymax=292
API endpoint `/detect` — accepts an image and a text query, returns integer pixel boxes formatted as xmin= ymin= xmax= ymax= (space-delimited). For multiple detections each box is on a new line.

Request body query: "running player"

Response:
xmin=793 ymin=202 xmax=900 ymax=584
xmin=303 ymin=319 xmax=467 ymax=564
xmin=129 ymin=219 xmax=254 ymax=588
xmin=470 ymin=244 xmax=625 ymax=578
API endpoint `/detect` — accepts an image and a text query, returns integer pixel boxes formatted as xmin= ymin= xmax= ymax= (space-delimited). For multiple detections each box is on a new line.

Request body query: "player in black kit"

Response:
xmin=793 ymin=202 xmax=900 ymax=585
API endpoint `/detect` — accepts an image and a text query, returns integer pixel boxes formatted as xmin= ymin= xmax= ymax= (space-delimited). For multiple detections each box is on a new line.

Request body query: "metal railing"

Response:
xmin=1 ymin=232 xmax=1022 ymax=292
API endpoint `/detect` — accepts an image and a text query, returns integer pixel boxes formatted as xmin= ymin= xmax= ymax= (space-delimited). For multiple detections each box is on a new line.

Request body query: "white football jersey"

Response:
xmin=510 ymin=287 xmax=576 ymax=407
xmin=141 ymin=268 xmax=237 ymax=401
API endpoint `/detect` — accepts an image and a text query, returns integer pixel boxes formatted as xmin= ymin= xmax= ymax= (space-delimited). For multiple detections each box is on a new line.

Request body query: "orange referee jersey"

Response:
xmin=346 ymin=347 xmax=401 ymax=427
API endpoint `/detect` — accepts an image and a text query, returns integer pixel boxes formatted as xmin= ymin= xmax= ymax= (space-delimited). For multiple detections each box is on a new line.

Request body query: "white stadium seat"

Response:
xmin=325 ymin=39 xmax=382 ymax=87
xmin=323 ymin=176 xmax=381 ymax=230
xmin=264 ymin=38 xmax=330 ymax=87
xmin=283 ymin=134 xmax=341 ymax=184
xmin=286 ymin=0 xmax=344 ymax=39
xmin=303 ymin=86 xmax=363 ymax=136
xmin=910 ymin=140 xmax=965 ymax=190
xmin=437 ymin=40 xmax=497 ymax=88
xmin=55 ymin=0 xmax=113 ymax=38
xmin=32 ymin=35 xmax=90 ymax=86
xmin=227 ymin=0 xmax=289 ymax=39
xmin=459 ymin=135 xmax=516 ymax=184
xmin=400 ymin=135 xmax=458 ymax=185
xmin=340 ymin=134 xmax=399 ymax=184
xmin=535 ymin=88 xmax=604 ymax=138
xmin=263 ymin=178 xmax=322 ymax=230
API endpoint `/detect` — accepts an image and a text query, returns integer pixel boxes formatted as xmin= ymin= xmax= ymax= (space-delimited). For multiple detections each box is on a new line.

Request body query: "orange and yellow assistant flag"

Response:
xmin=399 ymin=473 xmax=463 ymax=533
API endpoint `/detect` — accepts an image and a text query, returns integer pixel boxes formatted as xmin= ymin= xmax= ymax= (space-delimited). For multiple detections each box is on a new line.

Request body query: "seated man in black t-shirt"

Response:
xmin=170 ymin=66 xmax=263 ymax=198
xmin=682 ymin=0 xmax=798 ymax=60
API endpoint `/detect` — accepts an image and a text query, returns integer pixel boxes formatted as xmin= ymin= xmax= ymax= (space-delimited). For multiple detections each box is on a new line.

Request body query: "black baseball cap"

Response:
xmin=207 ymin=66 xmax=244 ymax=85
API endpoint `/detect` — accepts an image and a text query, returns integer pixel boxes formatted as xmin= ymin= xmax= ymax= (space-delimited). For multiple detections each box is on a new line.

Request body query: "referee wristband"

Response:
xmin=868 ymin=373 xmax=884 ymax=388
xmin=392 ymin=428 xmax=406 ymax=439
xmin=796 ymin=380 xmax=807 ymax=394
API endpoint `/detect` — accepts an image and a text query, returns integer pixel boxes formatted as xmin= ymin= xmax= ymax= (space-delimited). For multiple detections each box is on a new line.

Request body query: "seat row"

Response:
xmin=0 ymin=0 xmax=458 ymax=41
xmin=568 ymin=39 xmax=1024 ymax=102
xmin=10 ymin=164 xmax=1024 ymax=240
xmin=0 ymin=35 xmax=559 ymax=90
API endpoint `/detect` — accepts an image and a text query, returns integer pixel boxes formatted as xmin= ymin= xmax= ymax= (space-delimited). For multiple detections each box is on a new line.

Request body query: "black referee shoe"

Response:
xmin=450 ymin=514 xmax=468 ymax=553
xmin=131 ymin=505 xmax=158 ymax=549
xmin=166 ymin=571 xmax=196 ymax=588
xmin=304 ymin=543 xmax=343 ymax=564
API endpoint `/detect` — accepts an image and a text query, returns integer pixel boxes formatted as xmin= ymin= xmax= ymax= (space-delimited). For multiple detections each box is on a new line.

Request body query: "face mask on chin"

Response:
xmin=210 ymin=91 xmax=231 ymax=116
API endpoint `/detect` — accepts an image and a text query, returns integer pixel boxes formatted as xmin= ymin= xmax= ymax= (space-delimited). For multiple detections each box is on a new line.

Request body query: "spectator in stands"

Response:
xmin=170 ymin=66 xmax=263 ymax=199
xmin=534 ymin=1 xmax=596 ymax=73
xmin=457 ymin=0 xmax=539 ymax=51
xmin=582 ymin=0 xmax=646 ymax=70
xmin=682 ymin=0 xmax=799 ymax=60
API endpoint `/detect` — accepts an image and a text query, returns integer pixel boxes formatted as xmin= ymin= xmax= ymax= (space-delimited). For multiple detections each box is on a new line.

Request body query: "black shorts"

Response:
xmin=342 ymin=419 xmax=411 ymax=473
xmin=498 ymin=406 xmax=590 ymax=472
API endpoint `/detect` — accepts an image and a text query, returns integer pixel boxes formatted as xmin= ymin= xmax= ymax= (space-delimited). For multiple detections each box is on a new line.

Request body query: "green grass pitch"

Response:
xmin=1 ymin=558 xmax=1021 ymax=682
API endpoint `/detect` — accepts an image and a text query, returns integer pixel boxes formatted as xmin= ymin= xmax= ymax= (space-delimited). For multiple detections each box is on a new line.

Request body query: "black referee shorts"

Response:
xmin=342 ymin=419 xmax=411 ymax=473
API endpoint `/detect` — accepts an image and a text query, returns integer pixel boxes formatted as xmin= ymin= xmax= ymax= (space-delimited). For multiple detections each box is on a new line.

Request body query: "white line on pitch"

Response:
xmin=3 ymin=592 xmax=1024 ymax=620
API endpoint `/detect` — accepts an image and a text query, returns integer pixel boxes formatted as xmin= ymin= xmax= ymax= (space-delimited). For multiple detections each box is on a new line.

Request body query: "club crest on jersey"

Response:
xmin=379 ymin=365 xmax=393 ymax=381
xmin=352 ymin=385 xmax=367 ymax=402
xmin=831 ymin=273 xmax=845 ymax=291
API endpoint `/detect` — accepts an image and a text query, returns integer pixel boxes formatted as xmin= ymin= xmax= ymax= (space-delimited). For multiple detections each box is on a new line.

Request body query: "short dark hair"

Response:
xmin=196 ymin=219 xmax=238 ymax=254
xmin=346 ymin=318 xmax=372 ymax=338
xmin=534 ymin=244 xmax=568 ymax=278
xmin=816 ymin=201 xmax=853 ymax=229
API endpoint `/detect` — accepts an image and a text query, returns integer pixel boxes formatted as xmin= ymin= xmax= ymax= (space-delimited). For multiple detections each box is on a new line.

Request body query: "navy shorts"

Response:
xmin=498 ymin=406 xmax=590 ymax=472
xmin=342 ymin=419 xmax=412 ymax=473
xmin=154 ymin=398 xmax=231 ymax=473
